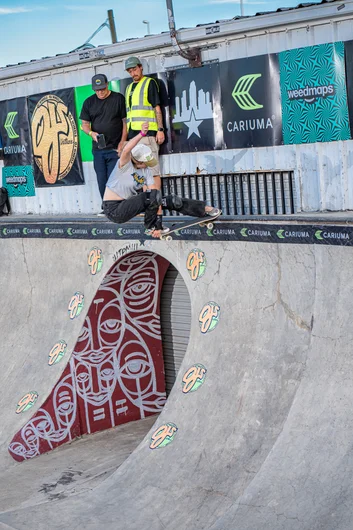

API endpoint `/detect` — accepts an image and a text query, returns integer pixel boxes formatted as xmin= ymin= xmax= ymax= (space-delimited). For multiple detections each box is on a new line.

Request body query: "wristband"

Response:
xmin=140 ymin=130 xmax=147 ymax=137
xmin=89 ymin=131 xmax=93 ymax=137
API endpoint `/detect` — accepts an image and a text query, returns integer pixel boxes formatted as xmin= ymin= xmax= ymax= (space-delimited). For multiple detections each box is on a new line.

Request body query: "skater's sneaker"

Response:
xmin=205 ymin=207 xmax=221 ymax=217
xmin=145 ymin=226 xmax=170 ymax=236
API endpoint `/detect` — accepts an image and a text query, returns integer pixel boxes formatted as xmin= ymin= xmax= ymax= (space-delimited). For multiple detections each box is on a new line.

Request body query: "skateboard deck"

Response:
xmin=160 ymin=212 xmax=221 ymax=240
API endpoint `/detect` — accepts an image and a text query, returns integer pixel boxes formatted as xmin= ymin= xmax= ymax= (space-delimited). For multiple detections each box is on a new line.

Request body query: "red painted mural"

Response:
xmin=9 ymin=251 xmax=169 ymax=462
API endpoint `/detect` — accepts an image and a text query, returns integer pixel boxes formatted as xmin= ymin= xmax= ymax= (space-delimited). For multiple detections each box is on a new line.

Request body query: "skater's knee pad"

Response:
xmin=164 ymin=194 xmax=183 ymax=211
xmin=145 ymin=189 xmax=162 ymax=208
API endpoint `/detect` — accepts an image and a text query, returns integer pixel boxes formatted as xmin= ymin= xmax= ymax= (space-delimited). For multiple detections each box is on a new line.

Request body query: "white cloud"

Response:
xmin=0 ymin=7 xmax=32 ymax=14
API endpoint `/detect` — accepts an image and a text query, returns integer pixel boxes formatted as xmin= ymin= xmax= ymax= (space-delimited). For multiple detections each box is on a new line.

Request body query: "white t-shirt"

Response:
xmin=106 ymin=159 xmax=154 ymax=199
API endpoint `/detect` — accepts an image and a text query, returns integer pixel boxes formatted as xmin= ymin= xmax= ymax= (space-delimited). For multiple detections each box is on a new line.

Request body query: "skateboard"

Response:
xmin=160 ymin=212 xmax=221 ymax=241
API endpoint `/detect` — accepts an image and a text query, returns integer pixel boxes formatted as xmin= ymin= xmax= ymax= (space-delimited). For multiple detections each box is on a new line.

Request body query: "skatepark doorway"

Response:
xmin=160 ymin=264 xmax=191 ymax=395
xmin=9 ymin=251 xmax=191 ymax=462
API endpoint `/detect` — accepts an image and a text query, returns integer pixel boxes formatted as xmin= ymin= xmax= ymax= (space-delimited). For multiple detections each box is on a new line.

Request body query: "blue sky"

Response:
xmin=0 ymin=0 xmax=322 ymax=67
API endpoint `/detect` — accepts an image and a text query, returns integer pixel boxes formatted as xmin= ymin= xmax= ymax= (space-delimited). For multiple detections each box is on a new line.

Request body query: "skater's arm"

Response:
xmin=146 ymin=183 xmax=159 ymax=190
xmin=117 ymin=119 xmax=128 ymax=155
xmin=119 ymin=122 xmax=149 ymax=167
xmin=144 ymin=169 xmax=159 ymax=191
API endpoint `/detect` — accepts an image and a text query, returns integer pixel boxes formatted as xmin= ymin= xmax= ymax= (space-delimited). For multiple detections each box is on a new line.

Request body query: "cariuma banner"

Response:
xmin=219 ymin=54 xmax=283 ymax=149
xmin=0 ymin=97 xmax=33 ymax=167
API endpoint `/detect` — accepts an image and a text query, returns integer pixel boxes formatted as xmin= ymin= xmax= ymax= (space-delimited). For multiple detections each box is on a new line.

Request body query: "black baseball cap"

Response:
xmin=92 ymin=74 xmax=108 ymax=90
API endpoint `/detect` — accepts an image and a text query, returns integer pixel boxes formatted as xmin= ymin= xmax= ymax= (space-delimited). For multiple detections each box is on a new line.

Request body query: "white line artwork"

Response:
xmin=9 ymin=252 xmax=168 ymax=462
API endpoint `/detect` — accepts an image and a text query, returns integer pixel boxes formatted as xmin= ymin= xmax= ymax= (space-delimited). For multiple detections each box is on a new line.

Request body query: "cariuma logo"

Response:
xmin=4 ymin=112 xmax=19 ymax=139
xmin=232 ymin=74 xmax=263 ymax=111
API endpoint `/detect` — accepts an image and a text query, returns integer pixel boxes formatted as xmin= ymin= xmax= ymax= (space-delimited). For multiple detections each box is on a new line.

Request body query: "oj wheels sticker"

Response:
xmin=182 ymin=364 xmax=207 ymax=394
xmin=88 ymin=247 xmax=103 ymax=275
xmin=68 ymin=292 xmax=84 ymax=320
xmin=48 ymin=340 xmax=67 ymax=366
xmin=150 ymin=423 xmax=178 ymax=449
xmin=199 ymin=302 xmax=221 ymax=334
xmin=16 ymin=392 xmax=39 ymax=414
xmin=186 ymin=249 xmax=207 ymax=281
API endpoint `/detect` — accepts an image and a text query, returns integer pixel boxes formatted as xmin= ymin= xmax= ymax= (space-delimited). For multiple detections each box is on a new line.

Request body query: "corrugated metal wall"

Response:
xmin=1 ymin=2 xmax=353 ymax=214
xmin=160 ymin=265 xmax=191 ymax=395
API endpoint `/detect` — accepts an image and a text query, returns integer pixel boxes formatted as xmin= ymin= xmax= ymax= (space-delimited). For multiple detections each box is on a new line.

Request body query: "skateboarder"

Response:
xmin=102 ymin=122 xmax=220 ymax=238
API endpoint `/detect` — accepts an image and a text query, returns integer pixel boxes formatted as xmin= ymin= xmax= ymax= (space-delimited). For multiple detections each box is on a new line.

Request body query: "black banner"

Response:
xmin=0 ymin=97 xmax=33 ymax=167
xmin=220 ymin=54 xmax=283 ymax=148
xmin=28 ymin=88 xmax=84 ymax=187
xmin=167 ymin=63 xmax=223 ymax=153
xmin=0 ymin=220 xmax=352 ymax=246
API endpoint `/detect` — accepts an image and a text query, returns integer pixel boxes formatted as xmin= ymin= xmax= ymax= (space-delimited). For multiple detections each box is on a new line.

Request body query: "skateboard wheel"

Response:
xmin=166 ymin=235 xmax=173 ymax=242
xmin=207 ymin=222 xmax=214 ymax=229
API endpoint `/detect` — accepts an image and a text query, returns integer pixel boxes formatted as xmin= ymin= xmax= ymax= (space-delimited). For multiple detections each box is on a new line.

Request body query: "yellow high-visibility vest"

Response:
xmin=125 ymin=77 xmax=158 ymax=132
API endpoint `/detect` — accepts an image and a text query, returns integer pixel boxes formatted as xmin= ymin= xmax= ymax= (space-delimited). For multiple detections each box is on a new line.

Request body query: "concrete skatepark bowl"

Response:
xmin=1 ymin=217 xmax=353 ymax=530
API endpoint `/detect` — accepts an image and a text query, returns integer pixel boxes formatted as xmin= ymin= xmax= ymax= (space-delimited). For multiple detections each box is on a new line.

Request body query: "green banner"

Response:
xmin=74 ymin=80 xmax=121 ymax=162
xmin=280 ymin=42 xmax=351 ymax=144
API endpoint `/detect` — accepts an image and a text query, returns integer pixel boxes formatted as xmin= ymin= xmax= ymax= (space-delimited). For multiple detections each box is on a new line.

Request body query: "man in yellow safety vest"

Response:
xmin=125 ymin=56 xmax=165 ymax=229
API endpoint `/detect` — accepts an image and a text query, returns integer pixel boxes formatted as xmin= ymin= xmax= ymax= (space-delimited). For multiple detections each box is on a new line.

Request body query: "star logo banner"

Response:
xmin=167 ymin=64 xmax=223 ymax=153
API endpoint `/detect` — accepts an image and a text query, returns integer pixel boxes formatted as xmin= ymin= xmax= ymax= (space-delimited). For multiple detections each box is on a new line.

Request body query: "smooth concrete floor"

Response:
xmin=0 ymin=415 xmax=157 ymax=516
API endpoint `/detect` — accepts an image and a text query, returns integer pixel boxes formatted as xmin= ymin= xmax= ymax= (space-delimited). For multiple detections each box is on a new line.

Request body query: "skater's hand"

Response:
xmin=151 ymin=229 xmax=161 ymax=238
xmin=141 ymin=122 xmax=149 ymax=135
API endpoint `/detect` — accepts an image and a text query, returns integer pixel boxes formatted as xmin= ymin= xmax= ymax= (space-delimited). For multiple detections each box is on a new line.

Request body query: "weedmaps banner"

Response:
xmin=220 ymin=54 xmax=283 ymax=149
xmin=280 ymin=42 xmax=351 ymax=144
xmin=344 ymin=40 xmax=353 ymax=137
xmin=28 ymin=88 xmax=84 ymax=187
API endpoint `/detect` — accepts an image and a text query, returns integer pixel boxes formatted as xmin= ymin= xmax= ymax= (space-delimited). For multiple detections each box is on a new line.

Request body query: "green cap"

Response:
xmin=125 ymin=56 xmax=141 ymax=70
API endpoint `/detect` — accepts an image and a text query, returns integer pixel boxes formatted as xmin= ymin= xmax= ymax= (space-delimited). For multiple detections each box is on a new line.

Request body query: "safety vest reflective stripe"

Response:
xmin=130 ymin=117 xmax=156 ymax=122
xmin=131 ymin=105 xmax=154 ymax=111
xmin=125 ymin=77 xmax=158 ymax=131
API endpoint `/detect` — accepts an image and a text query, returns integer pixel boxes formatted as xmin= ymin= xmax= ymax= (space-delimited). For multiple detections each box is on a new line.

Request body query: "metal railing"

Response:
xmin=162 ymin=171 xmax=297 ymax=216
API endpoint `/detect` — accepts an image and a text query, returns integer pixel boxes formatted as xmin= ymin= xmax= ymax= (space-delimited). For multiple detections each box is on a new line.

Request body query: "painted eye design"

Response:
xmin=36 ymin=418 xmax=52 ymax=435
xmin=124 ymin=277 xmax=155 ymax=303
xmin=101 ymin=319 xmax=121 ymax=334
xmin=57 ymin=401 xmax=74 ymax=415
xmin=120 ymin=356 xmax=152 ymax=379
xmin=76 ymin=372 xmax=90 ymax=384
xmin=24 ymin=428 xmax=37 ymax=444
xmin=101 ymin=368 xmax=114 ymax=381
